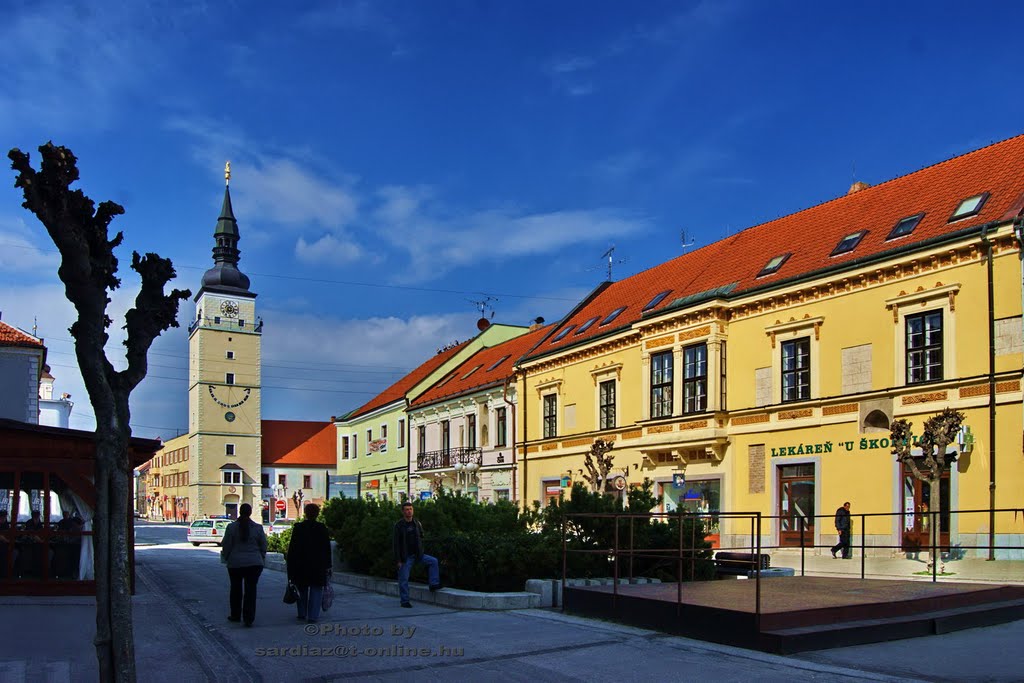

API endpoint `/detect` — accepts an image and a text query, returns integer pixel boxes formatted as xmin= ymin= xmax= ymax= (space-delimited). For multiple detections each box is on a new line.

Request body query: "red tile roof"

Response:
xmin=261 ymin=420 xmax=336 ymax=466
xmin=411 ymin=325 xmax=553 ymax=408
xmin=346 ymin=340 xmax=472 ymax=419
xmin=527 ymin=134 xmax=1024 ymax=360
xmin=0 ymin=320 xmax=44 ymax=349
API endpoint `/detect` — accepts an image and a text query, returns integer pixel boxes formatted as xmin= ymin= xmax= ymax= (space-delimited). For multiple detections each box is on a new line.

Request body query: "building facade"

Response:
xmin=517 ymin=135 xmax=1024 ymax=558
xmin=408 ymin=323 xmax=550 ymax=502
xmin=334 ymin=324 xmax=529 ymax=501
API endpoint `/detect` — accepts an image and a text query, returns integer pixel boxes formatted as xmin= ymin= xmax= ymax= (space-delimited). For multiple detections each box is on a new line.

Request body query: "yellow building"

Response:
xmin=517 ymin=135 xmax=1024 ymax=558
xmin=145 ymin=434 xmax=191 ymax=521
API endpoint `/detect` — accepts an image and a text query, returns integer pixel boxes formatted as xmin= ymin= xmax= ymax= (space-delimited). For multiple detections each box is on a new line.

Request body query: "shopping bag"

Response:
xmin=283 ymin=581 xmax=298 ymax=605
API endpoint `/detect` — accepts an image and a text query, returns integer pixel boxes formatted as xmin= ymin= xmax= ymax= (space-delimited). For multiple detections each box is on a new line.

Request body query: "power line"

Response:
xmin=0 ymin=240 xmax=578 ymax=302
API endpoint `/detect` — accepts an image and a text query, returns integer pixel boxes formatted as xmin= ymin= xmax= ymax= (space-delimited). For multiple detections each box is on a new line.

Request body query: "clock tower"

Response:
xmin=188 ymin=163 xmax=263 ymax=519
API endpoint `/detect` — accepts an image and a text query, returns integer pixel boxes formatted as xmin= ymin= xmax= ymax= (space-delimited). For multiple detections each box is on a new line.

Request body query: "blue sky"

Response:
xmin=2 ymin=1 xmax=1023 ymax=440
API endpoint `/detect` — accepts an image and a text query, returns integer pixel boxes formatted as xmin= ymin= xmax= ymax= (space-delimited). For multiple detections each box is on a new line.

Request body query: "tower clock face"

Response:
xmin=208 ymin=384 xmax=251 ymax=408
xmin=220 ymin=300 xmax=239 ymax=318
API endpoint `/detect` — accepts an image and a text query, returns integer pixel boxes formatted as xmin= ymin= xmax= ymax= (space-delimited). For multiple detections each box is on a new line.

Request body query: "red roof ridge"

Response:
xmin=0 ymin=320 xmax=44 ymax=348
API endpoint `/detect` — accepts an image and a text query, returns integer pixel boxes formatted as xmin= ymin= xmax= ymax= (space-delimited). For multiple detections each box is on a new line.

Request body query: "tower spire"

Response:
xmin=197 ymin=161 xmax=252 ymax=296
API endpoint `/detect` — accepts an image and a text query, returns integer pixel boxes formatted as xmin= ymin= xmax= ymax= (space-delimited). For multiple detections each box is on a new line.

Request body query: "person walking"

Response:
xmin=221 ymin=503 xmax=268 ymax=626
xmin=393 ymin=501 xmax=441 ymax=608
xmin=831 ymin=501 xmax=852 ymax=559
xmin=287 ymin=503 xmax=333 ymax=624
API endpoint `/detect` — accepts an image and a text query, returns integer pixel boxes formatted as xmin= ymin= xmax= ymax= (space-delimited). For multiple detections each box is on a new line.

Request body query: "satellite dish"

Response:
xmin=477 ymin=318 xmax=491 ymax=331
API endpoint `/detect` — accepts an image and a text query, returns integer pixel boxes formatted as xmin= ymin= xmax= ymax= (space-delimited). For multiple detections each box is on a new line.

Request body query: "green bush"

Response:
xmin=319 ymin=480 xmax=710 ymax=591
xmin=267 ymin=527 xmax=292 ymax=556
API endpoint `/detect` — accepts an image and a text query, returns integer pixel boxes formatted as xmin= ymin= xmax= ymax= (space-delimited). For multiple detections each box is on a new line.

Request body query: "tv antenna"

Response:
xmin=680 ymin=229 xmax=695 ymax=252
xmin=591 ymin=245 xmax=628 ymax=281
xmin=468 ymin=296 xmax=497 ymax=330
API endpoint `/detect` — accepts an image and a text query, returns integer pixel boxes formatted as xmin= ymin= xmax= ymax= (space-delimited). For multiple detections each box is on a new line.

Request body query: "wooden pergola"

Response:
xmin=0 ymin=418 xmax=160 ymax=595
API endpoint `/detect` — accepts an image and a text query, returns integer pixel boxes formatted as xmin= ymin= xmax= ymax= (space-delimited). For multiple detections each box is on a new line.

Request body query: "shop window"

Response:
xmin=543 ymin=480 xmax=562 ymax=508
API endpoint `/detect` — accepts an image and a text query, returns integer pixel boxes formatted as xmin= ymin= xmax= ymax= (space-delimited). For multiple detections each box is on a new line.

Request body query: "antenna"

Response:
xmin=468 ymin=296 xmax=498 ymax=330
xmin=593 ymin=245 xmax=628 ymax=281
xmin=680 ymin=230 xmax=695 ymax=252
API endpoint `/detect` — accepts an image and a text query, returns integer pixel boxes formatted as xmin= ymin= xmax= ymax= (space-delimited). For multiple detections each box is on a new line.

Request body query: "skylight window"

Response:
xmin=757 ymin=253 xmax=791 ymax=277
xmin=435 ymin=371 xmax=457 ymax=388
xmin=575 ymin=316 xmax=599 ymax=335
xmin=551 ymin=325 xmax=576 ymax=343
xmin=643 ymin=290 xmax=673 ymax=312
xmin=949 ymin=193 xmax=989 ymax=222
xmin=830 ymin=230 xmax=868 ymax=257
xmin=461 ymin=365 xmax=482 ymax=380
xmin=886 ymin=213 xmax=924 ymax=240
xmin=487 ymin=355 xmax=510 ymax=372
xmin=600 ymin=306 xmax=627 ymax=326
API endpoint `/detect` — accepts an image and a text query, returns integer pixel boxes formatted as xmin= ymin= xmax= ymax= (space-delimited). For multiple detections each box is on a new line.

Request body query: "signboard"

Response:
xmin=275 ymin=499 xmax=286 ymax=511
xmin=545 ymin=486 xmax=562 ymax=495
xmin=560 ymin=477 xmax=571 ymax=487
xmin=328 ymin=475 xmax=358 ymax=499
xmin=612 ymin=476 xmax=627 ymax=491
xmin=368 ymin=439 xmax=387 ymax=453
xmin=366 ymin=479 xmax=380 ymax=490
xmin=419 ymin=491 xmax=433 ymax=501
xmin=672 ymin=473 xmax=686 ymax=489
xmin=682 ymin=488 xmax=702 ymax=501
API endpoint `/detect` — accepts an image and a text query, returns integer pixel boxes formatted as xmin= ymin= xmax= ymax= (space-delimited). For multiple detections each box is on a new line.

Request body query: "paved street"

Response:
xmin=0 ymin=521 xmax=1020 ymax=681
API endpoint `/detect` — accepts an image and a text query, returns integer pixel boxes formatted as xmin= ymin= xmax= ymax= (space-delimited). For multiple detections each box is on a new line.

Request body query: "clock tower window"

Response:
xmin=226 ymin=373 xmax=235 ymax=385
xmin=226 ymin=444 xmax=235 ymax=456
xmin=226 ymin=351 xmax=235 ymax=360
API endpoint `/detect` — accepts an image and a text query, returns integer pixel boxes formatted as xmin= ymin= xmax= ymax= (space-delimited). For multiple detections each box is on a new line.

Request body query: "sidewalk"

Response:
xmin=1 ymin=542 xmax=1022 ymax=682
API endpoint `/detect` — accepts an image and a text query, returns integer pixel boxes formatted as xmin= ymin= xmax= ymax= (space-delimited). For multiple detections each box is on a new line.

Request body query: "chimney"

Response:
xmin=847 ymin=181 xmax=870 ymax=195
xmin=529 ymin=316 xmax=545 ymax=331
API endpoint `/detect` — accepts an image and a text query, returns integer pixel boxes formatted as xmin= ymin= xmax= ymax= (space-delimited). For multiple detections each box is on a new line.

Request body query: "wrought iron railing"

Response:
xmin=416 ymin=447 xmax=482 ymax=471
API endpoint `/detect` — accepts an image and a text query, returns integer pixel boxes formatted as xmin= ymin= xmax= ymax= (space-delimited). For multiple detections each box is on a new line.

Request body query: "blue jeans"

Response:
xmin=296 ymin=583 xmax=324 ymax=622
xmin=398 ymin=554 xmax=439 ymax=603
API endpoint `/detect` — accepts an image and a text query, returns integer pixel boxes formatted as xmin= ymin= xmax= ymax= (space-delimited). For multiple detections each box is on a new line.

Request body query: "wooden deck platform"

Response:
xmin=563 ymin=577 xmax=1024 ymax=653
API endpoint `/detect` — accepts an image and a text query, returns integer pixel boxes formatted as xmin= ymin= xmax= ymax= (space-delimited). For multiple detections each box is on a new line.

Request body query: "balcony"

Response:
xmin=417 ymin=447 xmax=482 ymax=471
xmin=188 ymin=317 xmax=264 ymax=334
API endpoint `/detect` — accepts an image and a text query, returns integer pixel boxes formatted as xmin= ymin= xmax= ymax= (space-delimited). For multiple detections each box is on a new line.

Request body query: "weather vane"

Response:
xmin=225 ymin=161 xmax=231 ymax=186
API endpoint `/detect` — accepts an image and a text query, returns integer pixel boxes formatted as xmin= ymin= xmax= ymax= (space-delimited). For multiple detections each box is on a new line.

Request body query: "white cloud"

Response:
xmin=295 ymin=234 xmax=365 ymax=265
xmin=372 ymin=185 xmax=650 ymax=282
xmin=0 ymin=218 xmax=60 ymax=273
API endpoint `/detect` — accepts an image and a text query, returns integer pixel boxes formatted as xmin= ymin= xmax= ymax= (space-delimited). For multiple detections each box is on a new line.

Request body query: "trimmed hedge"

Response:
xmin=320 ymin=480 xmax=711 ymax=592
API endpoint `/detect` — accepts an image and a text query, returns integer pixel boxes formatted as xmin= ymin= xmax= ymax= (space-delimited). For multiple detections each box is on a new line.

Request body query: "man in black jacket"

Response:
xmin=831 ymin=502 xmax=852 ymax=559
xmin=393 ymin=502 xmax=441 ymax=607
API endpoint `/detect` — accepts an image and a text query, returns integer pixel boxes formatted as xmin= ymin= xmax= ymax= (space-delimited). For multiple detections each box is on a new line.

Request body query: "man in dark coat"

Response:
xmin=831 ymin=502 xmax=852 ymax=559
xmin=287 ymin=503 xmax=333 ymax=623
xmin=393 ymin=501 xmax=440 ymax=608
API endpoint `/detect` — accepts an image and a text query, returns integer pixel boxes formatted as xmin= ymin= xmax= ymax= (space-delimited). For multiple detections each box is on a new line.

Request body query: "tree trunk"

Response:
xmin=927 ymin=475 xmax=940 ymax=569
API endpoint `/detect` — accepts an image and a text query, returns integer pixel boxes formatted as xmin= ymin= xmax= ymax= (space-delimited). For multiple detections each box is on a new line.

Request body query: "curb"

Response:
xmin=263 ymin=553 xmax=542 ymax=610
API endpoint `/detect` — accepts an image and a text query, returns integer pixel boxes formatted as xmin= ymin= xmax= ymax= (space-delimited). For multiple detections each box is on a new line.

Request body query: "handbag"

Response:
xmin=321 ymin=573 xmax=335 ymax=612
xmin=283 ymin=581 xmax=299 ymax=605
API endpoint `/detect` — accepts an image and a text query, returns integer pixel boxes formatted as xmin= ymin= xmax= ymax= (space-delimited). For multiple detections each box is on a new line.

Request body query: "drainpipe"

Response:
xmin=503 ymin=375 xmax=517 ymax=503
xmin=521 ymin=371 xmax=529 ymax=506
xmin=981 ymin=227 xmax=997 ymax=560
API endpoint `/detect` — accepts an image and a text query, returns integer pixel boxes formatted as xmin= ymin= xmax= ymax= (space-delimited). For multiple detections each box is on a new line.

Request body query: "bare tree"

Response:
xmin=891 ymin=407 xmax=964 ymax=568
xmin=9 ymin=143 xmax=190 ymax=682
xmin=581 ymin=438 xmax=615 ymax=494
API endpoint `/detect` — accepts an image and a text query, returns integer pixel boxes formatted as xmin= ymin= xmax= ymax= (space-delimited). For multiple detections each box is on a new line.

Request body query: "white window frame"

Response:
xmin=225 ymin=372 xmax=235 ymax=385
xmin=766 ymin=317 xmax=824 ymax=404
xmin=225 ymin=443 xmax=235 ymax=456
xmin=886 ymin=284 xmax=959 ymax=387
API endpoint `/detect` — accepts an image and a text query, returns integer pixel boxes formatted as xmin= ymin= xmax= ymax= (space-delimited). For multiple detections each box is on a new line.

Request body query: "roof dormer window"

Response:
xmin=830 ymin=230 xmax=868 ymax=257
xmin=643 ymin=290 xmax=673 ymax=312
xmin=487 ymin=355 xmax=510 ymax=372
xmin=600 ymin=306 xmax=627 ymax=326
xmin=461 ymin=365 xmax=482 ymax=380
xmin=575 ymin=316 xmax=599 ymax=335
xmin=886 ymin=213 xmax=924 ymax=240
xmin=948 ymin=193 xmax=989 ymax=222
xmin=551 ymin=325 xmax=576 ymax=343
xmin=757 ymin=253 xmax=791 ymax=277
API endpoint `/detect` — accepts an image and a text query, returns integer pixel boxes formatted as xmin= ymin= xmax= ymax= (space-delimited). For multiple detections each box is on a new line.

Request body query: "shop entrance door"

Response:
xmin=778 ymin=464 xmax=815 ymax=547
xmin=901 ymin=464 xmax=950 ymax=553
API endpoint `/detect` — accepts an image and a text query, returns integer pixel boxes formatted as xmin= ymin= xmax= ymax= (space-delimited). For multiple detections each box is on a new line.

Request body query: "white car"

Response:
xmin=187 ymin=518 xmax=231 ymax=546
